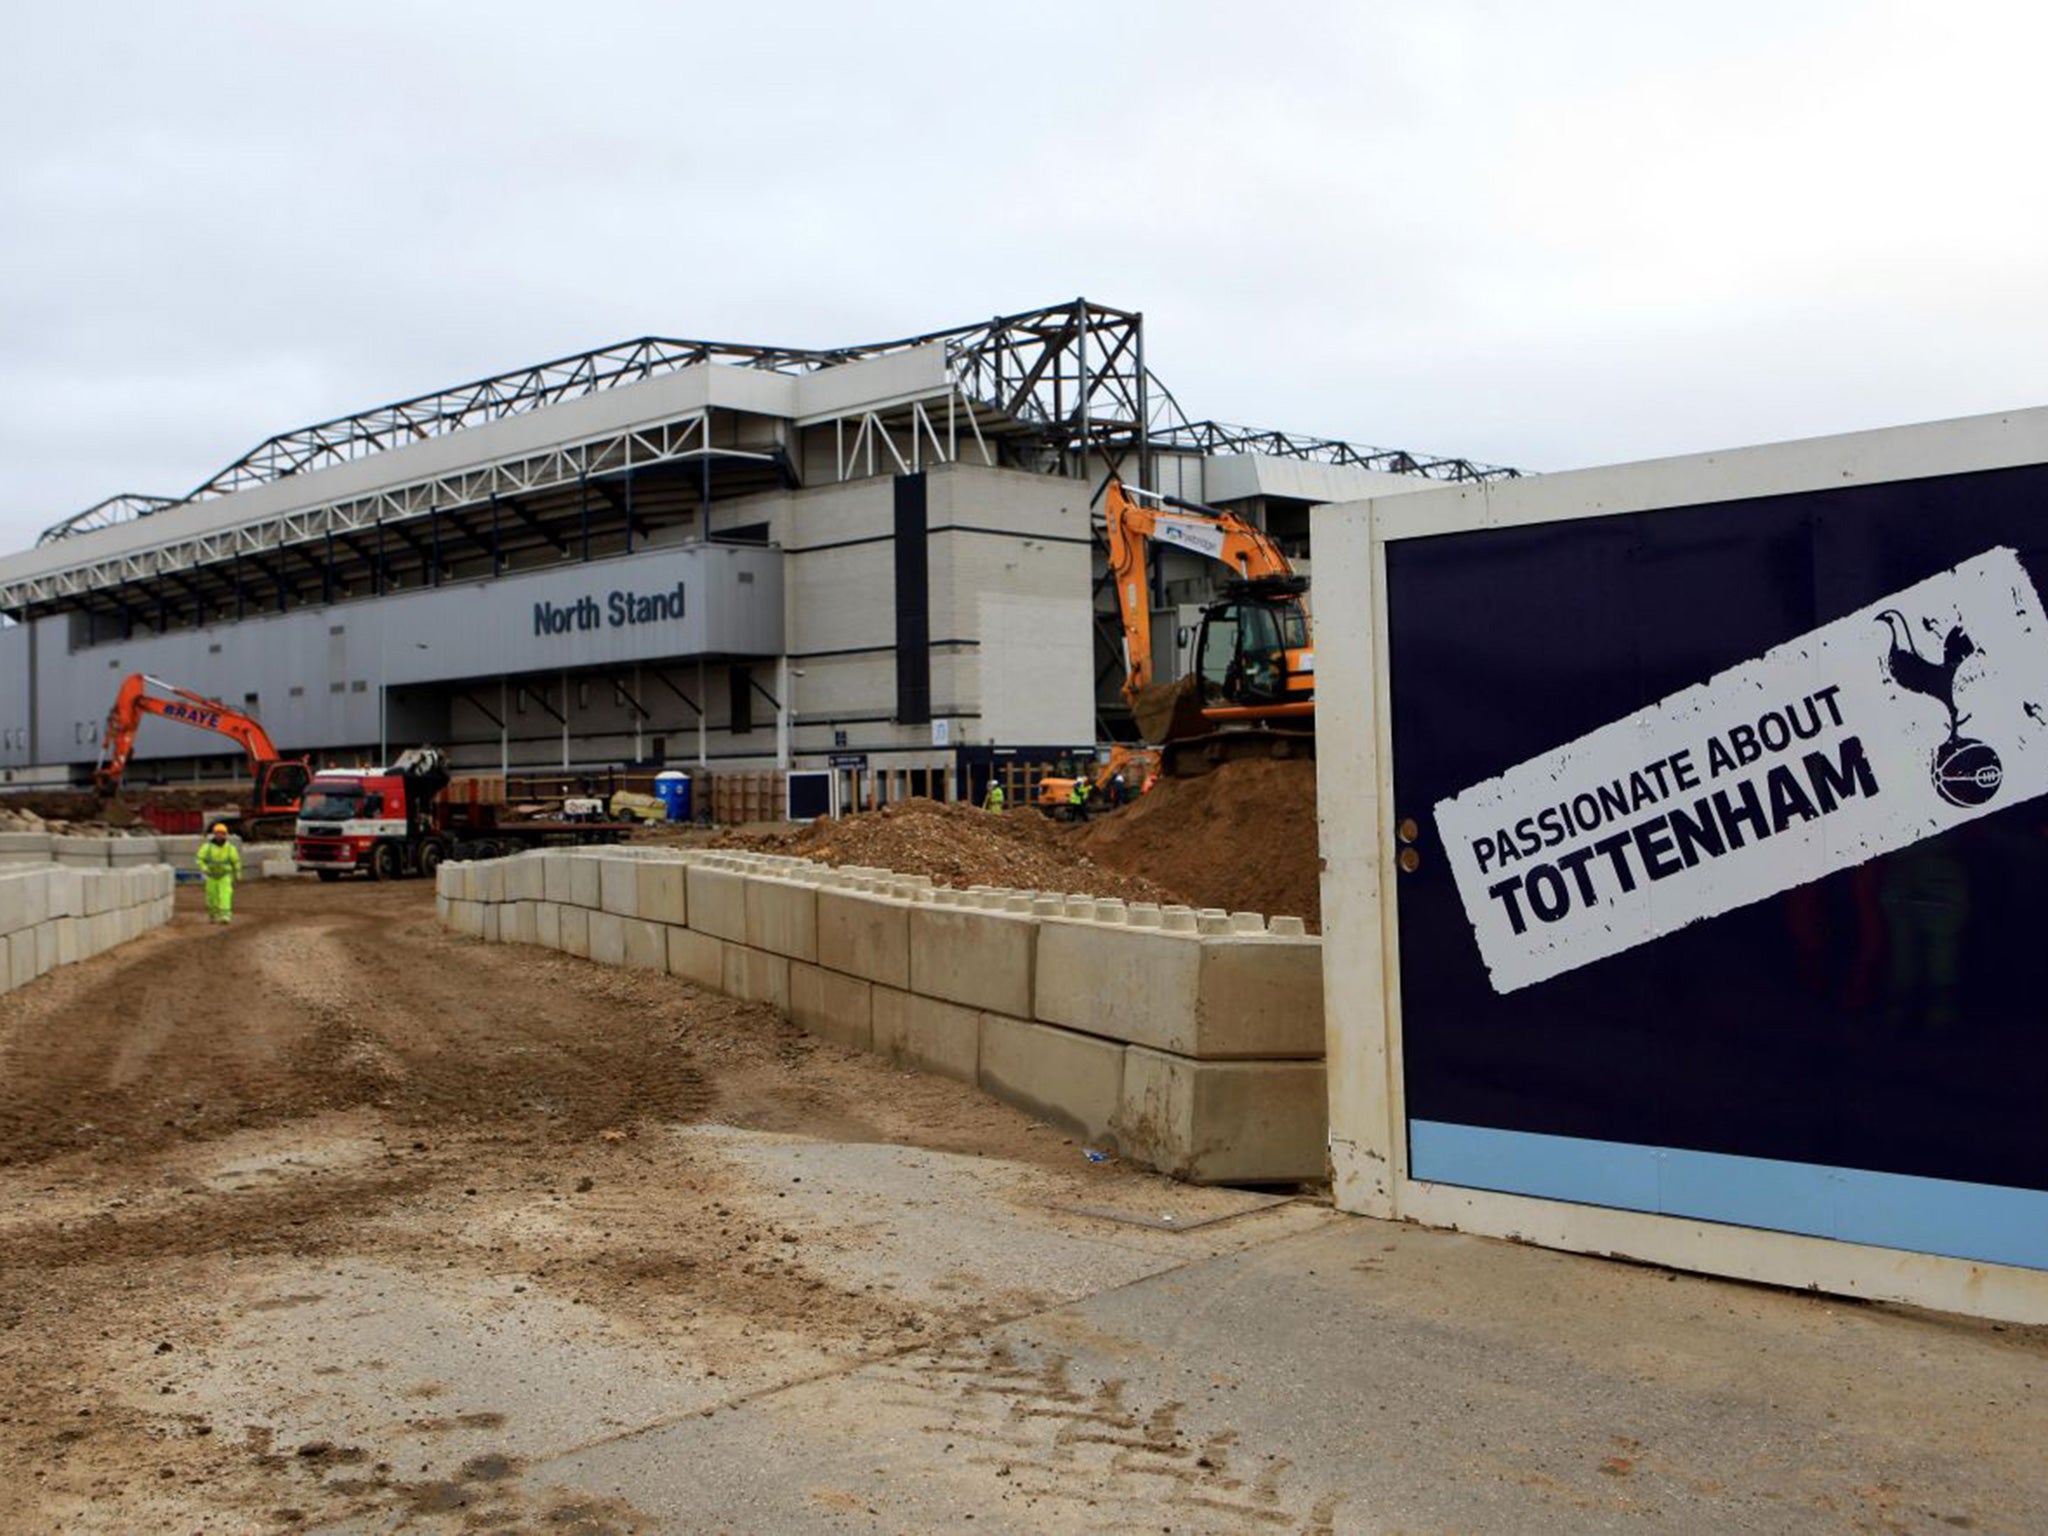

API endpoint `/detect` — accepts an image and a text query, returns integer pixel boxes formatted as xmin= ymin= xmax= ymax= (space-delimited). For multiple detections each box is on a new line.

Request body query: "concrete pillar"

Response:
xmin=697 ymin=660 xmax=708 ymax=767
xmin=498 ymin=676 xmax=509 ymax=777
xmin=559 ymin=668 xmax=569 ymax=771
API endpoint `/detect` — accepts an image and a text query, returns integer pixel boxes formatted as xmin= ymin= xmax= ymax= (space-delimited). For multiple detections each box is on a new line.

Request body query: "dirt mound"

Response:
xmin=1 ymin=785 xmax=229 ymax=832
xmin=1074 ymin=756 xmax=1322 ymax=928
xmin=716 ymin=797 xmax=1182 ymax=905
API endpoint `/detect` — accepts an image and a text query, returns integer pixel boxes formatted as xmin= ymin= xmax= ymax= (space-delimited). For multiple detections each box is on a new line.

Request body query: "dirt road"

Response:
xmin=3 ymin=880 xmax=1294 ymax=1532
xmin=10 ymin=880 xmax=2048 ymax=1534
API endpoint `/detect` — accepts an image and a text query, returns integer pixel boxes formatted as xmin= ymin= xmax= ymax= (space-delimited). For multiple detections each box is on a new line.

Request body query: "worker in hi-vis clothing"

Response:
xmin=196 ymin=822 xmax=242 ymax=925
xmin=984 ymin=781 xmax=1005 ymax=812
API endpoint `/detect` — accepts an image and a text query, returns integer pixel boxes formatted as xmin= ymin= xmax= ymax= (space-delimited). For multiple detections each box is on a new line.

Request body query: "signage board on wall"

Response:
xmin=1383 ymin=455 xmax=2048 ymax=1274
xmin=1436 ymin=547 xmax=2048 ymax=993
xmin=531 ymin=581 xmax=686 ymax=637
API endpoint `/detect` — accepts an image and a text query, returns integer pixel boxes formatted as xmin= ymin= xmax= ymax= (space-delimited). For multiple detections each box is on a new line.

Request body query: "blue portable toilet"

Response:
xmin=654 ymin=770 xmax=692 ymax=823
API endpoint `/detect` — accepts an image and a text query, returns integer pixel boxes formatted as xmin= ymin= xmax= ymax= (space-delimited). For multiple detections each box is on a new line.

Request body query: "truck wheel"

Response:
xmin=417 ymin=839 xmax=448 ymax=879
xmin=369 ymin=842 xmax=402 ymax=882
xmin=317 ymin=870 xmax=342 ymax=883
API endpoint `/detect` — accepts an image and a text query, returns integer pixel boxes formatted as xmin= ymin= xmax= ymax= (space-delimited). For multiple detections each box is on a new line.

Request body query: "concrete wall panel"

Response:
xmin=908 ymin=907 xmax=1033 ymax=1017
xmin=871 ymin=988 xmax=978 ymax=1084
xmin=686 ymin=865 xmax=748 ymax=943
xmin=635 ymin=861 xmax=687 ymax=926
xmin=978 ymin=1013 xmax=1122 ymax=1143
xmin=598 ymin=857 xmax=641 ymax=918
xmin=789 ymin=961 xmax=873 ymax=1051
xmin=1117 ymin=1047 xmax=1327 ymax=1185
xmin=745 ymin=877 xmax=818 ymax=962
xmin=816 ymin=887 xmax=910 ymax=989
xmin=722 ymin=944 xmax=790 ymax=1011
xmin=667 ymin=926 xmax=726 ymax=989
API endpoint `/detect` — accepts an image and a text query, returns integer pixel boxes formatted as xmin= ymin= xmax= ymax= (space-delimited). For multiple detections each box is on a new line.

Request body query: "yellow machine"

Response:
xmin=1101 ymin=479 xmax=1315 ymax=770
xmin=1033 ymin=744 xmax=1160 ymax=819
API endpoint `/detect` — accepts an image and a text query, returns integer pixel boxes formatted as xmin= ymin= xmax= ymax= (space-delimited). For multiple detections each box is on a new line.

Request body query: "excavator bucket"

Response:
xmin=1133 ymin=675 xmax=1314 ymax=778
xmin=1131 ymin=675 xmax=1209 ymax=747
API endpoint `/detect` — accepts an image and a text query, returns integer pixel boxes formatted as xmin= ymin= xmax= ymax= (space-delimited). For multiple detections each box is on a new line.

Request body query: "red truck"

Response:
xmin=293 ymin=748 xmax=631 ymax=881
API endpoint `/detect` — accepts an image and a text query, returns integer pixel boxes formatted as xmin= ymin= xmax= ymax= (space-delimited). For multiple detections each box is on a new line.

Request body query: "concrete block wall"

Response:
xmin=0 ymin=862 xmax=177 ymax=996
xmin=29 ymin=834 xmax=298 ymax=880
xmin=437 ymin=847 xmax=1327 ymax=1184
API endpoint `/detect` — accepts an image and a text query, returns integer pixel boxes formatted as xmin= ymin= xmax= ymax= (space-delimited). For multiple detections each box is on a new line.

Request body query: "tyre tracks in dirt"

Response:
xmin=3 ymin=877 xmax=1288 ymax=1532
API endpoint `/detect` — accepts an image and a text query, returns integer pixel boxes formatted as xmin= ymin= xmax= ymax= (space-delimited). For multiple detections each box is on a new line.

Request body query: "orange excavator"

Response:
xmin=1102 ymin=478 xmax=1314 ymax=772
xmin=1032 ymin=743 xmax=1161 ymax=819
xmin=96 ymin=674 xmax=313 ymax=839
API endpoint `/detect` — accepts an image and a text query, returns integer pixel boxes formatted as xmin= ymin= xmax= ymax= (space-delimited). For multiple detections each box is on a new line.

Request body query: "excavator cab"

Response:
xmin=1192 ymin=576 xmax=1313 ymax=711
xmin=256 ymin=761 xmax=312 ymax=816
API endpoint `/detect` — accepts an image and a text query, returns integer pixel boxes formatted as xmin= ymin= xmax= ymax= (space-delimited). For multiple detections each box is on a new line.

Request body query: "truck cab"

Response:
xmin=293 ymin=749 xmax=452 ymax=881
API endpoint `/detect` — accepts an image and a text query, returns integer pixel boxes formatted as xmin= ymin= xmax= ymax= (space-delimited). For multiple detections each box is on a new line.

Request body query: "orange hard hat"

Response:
xmin=211 ymin=823 xmax=229 ymax=835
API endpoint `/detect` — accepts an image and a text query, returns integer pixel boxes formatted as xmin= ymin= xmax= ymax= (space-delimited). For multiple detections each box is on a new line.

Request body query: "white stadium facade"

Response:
xmin=0 ymin=299 xmax=1512 ymax=806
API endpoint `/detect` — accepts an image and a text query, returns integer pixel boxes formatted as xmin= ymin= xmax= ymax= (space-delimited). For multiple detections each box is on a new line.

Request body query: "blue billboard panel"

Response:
xmin=1388 ymin=464 xmax=2048 ymax=1268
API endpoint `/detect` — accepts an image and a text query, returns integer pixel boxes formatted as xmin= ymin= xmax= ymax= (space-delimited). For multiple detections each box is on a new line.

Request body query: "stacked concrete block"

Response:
xmin=746 ymin=875 xmax=817 ymax=962
xmin=636 ymin=860 xmax=687 ymax=926
xmin=790 ymin=962 xmax=873 ymax=1051
xmin=1117 ymin=1048 xmax=1328 ymax=1185
xmin=908 ymin=901 xmax=1036 ymax=1017
xmin=0 ymin=861 xmax=177 ymax=997
xmin=559 ymin=902 xmax=591 ymax=958
xmin=503 ymin=853 xmax=547 ymax=903
xmin=683 ymin=863 xmax=748 ymax=943
xmin=666 ymin=924 xmax=725 ymax=988
xmin=52 ymin=835 xmax=112 ymax=868
xmin=156 ymin=835 xmax=203 ymax=868
xmin=1033 ymin=919 xmax=1324 ymax=1059
xmin=979 ymin=1011 xmax=1127 ymax=1142
xmin=817 ymin=885 xmax=911 ymax=988
xmin=0 ymin=832 xmax=53 ymax=864
xmin=106 ymin=839 xmax=158 ymax=869
xmin=871 ymin=988 xmax=978 ymax=1084
xmin=598 ymin=856 xmax=641 ymax=918
xmin=432 ymin=844 xmax=1327 ymax=1184
xmin=723 ymin=943 xmax=791 ymax=1009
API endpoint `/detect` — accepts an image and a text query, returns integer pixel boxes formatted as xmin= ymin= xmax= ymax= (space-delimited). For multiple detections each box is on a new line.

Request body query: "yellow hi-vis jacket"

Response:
xmin=196 ymin=839 xmax=242 ymax=882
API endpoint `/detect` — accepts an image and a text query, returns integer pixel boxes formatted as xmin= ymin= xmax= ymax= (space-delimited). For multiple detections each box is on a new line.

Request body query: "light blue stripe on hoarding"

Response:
xmin=1409 ymin=1120 xmax=2048 ymax=1272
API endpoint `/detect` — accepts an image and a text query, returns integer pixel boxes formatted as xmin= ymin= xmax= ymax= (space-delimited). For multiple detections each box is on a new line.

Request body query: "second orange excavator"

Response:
xmin=96 ymin=674 xmax=313 ymax=839
xmin=1102 ymin=478 xmax=1315 ymax=772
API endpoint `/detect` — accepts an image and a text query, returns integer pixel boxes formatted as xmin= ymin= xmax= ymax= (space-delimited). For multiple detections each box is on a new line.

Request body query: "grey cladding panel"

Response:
xmin=28 ymin=543 xmax=784 ymax=765
xmin=0 ymin=624 xmax=29 ymax=766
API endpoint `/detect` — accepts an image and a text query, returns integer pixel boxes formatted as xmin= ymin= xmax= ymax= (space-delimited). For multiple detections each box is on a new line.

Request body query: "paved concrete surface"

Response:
xmin=293 ymin=1137 xmax=2048 ymax=1533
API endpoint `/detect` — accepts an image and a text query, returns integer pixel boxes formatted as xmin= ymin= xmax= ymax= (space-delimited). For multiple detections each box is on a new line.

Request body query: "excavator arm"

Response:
xmin=96 ymin=674 xmax=288 ymax=794
xmin=1102 ymin=479 xmax=1300 ymax=703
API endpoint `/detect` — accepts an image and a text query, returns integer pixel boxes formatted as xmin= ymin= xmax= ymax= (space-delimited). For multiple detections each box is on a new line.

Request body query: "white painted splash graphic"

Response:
xmin=1434 ymin=547 xmax=2048 ymax=994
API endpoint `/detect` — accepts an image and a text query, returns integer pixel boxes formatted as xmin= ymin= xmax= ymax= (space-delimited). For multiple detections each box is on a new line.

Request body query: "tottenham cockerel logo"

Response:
xmin=1876 ymin=609 xmax=2002 ymax=807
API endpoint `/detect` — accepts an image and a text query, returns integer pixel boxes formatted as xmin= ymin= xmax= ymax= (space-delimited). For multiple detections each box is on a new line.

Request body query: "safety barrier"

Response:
xmin=0 ymin=832 xmax=295 ymax=878
xmin=0 ymin=863 xmax=177 ymax=996
xmin=437 ymin=848 xmax=1327 ymax=1184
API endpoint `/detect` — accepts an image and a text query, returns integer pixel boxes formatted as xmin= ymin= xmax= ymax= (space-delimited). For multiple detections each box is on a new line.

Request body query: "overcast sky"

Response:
xmin=4 ymin=1 xmax=2044 ymax=550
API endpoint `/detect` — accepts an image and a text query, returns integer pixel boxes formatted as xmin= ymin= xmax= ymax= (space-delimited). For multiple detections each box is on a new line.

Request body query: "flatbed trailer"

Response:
xmin=294 ymin=749 xmax=636 ymax=881
xmin=442 ymin=818 xmax=638 ymax=862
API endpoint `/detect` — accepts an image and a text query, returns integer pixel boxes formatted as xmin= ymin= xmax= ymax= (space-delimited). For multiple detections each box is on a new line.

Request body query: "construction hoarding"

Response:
xmin=1317 ymin=407 xmax=2048 ymax=1321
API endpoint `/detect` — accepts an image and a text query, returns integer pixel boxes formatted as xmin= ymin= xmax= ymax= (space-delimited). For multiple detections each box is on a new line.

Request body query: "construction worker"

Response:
xmin=984 ymin=780 xmax=1005 ymax=812
xmin=196 ymin=823 xmax=242 ymax=925
xmin=1066 ymin=777 xmax=1092 ymax=821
